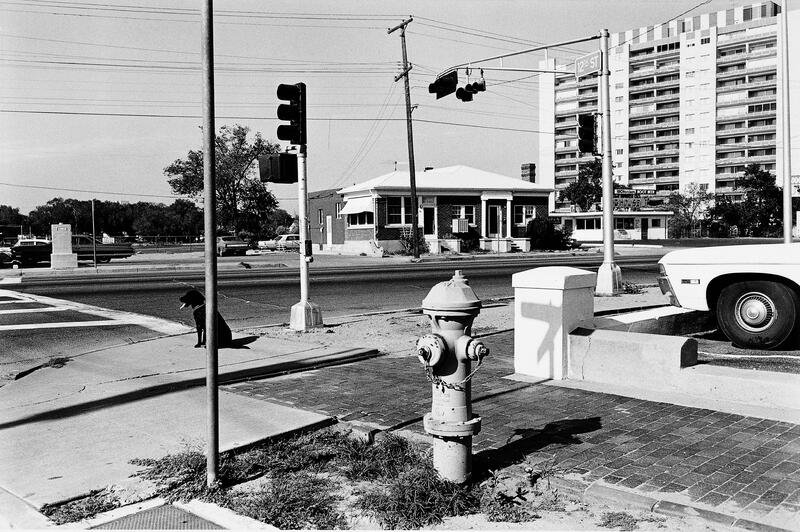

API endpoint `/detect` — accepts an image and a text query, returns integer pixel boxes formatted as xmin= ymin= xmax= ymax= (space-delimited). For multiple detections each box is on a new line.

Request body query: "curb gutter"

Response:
xmin=582 ymin=481 xmax=793 ymax=532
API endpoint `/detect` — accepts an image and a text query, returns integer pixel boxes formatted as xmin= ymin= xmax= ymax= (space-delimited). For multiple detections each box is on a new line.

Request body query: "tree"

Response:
xmin=164 ymin=124 xmax=281 ymax=234
xmin=709 ymin=164 xmax=782 ymax=237
xmin=666 ymin=182 xmax=715 ymax=238
xmin=559 ymin=159 xmax=602 ymax=211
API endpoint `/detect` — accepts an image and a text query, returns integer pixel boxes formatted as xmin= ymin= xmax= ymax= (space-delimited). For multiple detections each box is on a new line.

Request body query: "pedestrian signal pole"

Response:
xmin=595 ymin=28 xmax=621 ymax=296
xmin=276 ymin=82 xmax=323 ymax=331
xmin=201 ymin=0 xmax=219 ymax=487
xmin=389 ymin=17 xmax=420 ymax=259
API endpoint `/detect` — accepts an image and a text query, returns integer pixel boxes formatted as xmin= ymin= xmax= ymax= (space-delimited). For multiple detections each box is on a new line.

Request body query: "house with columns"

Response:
xmin=308 ymin=165 xmax=552 ymax=255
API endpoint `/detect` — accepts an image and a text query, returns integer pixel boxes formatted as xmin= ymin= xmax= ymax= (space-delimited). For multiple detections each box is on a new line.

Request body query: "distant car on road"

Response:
xmin=10 ymin=235 xmax=134 ymax=266
xmin=658 ymin=242 xmax=800 ymax=349
xmin=257 ymin=234 xmax=300 ymax=252
xmin=216 ymin=235 xmax=250 ymax=256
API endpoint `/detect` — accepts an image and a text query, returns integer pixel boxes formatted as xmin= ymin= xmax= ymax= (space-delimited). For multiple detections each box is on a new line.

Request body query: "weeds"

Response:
xmin=480 ymin=470 xmax=539 ymax=523
xmin=43 ymin=357 xmax=70 ymax=368
xmin=40 ymin=491 xmax=119 ymax=525
xmin=598 ymin=511 xmax=640 ymax=530
xmin=226 ymin=472 xmax=347 ymax=530
xmin=621 ymin=282 xmax=644 ymax=295
xmin=355 ymin=462 xmax=480 ymax=529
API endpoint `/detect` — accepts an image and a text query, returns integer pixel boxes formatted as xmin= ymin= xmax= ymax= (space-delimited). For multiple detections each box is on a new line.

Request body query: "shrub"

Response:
xmin=458 ymin=227 xmax=481 ymax=252
xmin=526 ymin=218 xmax=573 ymax=250
xmin=398 ymin=228 xmax=429 ymax=255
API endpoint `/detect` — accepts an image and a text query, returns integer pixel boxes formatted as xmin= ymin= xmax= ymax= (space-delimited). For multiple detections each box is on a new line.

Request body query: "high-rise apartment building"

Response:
xmin=538 ymin=1 xmax=796 ymax=210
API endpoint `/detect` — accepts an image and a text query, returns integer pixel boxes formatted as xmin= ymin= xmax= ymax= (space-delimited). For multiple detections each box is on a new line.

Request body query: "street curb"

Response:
xmin=174 ymin=500 xmax=278 ymax=530
xmin=582 ymin=481 xmax=794 ymax=532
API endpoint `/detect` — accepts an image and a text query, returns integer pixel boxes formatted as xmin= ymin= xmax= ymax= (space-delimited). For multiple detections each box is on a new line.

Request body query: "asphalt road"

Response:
xmin=10 ymin=255 xmax=662 ymax=327
xmin=4 ymin=252 xmax=798 ymax=376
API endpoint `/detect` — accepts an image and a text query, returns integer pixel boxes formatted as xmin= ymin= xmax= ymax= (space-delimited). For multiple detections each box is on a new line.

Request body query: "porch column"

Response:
xmin=505 ymin=199 xmax=512 ymax=238
xmin=481 ymin=199 xmax=487 ymax=238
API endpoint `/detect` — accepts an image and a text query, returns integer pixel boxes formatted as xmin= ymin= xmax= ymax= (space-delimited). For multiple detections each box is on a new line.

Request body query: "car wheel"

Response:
xmin=716 ymin=280 xmax=799 ymax=349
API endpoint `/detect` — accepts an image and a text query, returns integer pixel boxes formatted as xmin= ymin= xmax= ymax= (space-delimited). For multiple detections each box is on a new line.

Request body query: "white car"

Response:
xmin=658 ymin=243 xmax=800 ymax=349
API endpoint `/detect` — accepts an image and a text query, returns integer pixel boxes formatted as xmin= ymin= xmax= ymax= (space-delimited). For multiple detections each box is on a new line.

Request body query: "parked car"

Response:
xmin=257 ymin=237 xmax=280 ymax=251
xmin=0 ymin=239 xmax=14 ymax=265
xmin=275 ymin=234 xmax=301 ymax=252
xmin=658 ymin=242 xmax=800 ymax=349
xmin=10 ymin=235 xmax=134 ymax=266
xmin=216 ymin=235 xmax=250 ymax=256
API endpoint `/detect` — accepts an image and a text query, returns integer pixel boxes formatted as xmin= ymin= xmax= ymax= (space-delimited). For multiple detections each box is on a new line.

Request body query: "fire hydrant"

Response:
xmin=416 ymin=270 xmax=489 ymax=483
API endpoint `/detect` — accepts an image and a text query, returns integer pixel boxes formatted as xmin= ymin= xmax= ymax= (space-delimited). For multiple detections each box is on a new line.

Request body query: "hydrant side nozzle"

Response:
xmin=416 ymin=334 xmax=445 ymax=366
xmin=465 ymin=338 xmax=489 ymax=362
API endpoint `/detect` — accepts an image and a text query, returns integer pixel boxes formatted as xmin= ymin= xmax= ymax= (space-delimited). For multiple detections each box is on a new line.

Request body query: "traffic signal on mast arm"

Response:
xmin=428 ymin=70 xmax=458 ymax=99
xmin=276 ymin=83 xmax=306 ymax=145
xmin=457 ymin=78 xmax=486 ymax=102
xmin=577 ymin=113 xmax=597 ymax=154
xmin=258 ymin=152 xmax=298 ymax=184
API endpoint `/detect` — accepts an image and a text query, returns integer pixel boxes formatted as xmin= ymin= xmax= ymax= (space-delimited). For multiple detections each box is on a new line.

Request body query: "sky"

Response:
xmin=0 ymin=0 xmax=789 ymax=216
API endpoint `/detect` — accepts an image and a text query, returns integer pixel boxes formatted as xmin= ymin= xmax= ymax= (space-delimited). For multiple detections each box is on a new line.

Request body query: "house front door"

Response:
xmin=488 ymin=205 xmax=501 ymax=237
xmin=423 ymin=207 xmax=435 ymax=236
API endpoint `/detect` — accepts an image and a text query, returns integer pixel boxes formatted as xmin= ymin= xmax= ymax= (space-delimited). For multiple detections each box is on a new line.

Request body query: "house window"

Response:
xmin=452 ymin=205 xmax=475 ymax=225
xmin=513 ymin=205 xmax=536 ymax=226
xmin=386 ymin=197 xmax=412 ymax=225
xmin=651 ymin=218 xmax=661 ymax=228
xmin=347 ymin=212 xmax=374 ymax=227
xmin=614 ymin=217 xmax=635 ymax=230
xmin=576 ymin=218 xmax=602 ymax=230
xmin=318 ymin=209 xmax=324 ymax=225
xmin=335 ymin=202 xmax=343 ymax=219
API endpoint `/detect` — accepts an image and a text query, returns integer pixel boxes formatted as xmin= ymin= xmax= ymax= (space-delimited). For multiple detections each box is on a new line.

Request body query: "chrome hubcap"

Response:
xmin=734 ymin=292 xmax=776 ymax=332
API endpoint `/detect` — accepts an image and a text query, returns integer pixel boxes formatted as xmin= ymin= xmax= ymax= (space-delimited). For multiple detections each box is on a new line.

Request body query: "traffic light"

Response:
xmin=428 ymin=70 xmax=458 ymax=99
xmin=455 ymin=87 xmax=473 ymax=102
xmin=577 ymin=113 xmax=597 ymax=154
xmin=258 ymin=152 xmax=298 ymax=184
xmin=276 ymin=83 xmax=306 ymax=145
xmin=465 ymin=79 xmax=486 ymax=94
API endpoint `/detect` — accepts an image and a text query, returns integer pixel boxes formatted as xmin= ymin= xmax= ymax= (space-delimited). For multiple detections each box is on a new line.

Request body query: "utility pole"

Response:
xmin=780 ymin=0 xmax=794 ymax=243
xmin=201 ymin=0 xmax=219 ymax=487
xmin=595 ymin=28 xmax=621 ymax=296
xmin=389 ymin=17 xmax=420 ymax=259
xmin=91 ymin=198 xmax=97 ymax=269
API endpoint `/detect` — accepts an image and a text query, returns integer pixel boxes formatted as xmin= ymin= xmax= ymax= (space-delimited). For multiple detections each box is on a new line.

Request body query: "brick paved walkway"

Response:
xmin=226 ymin=331 xmax=800 ymax=529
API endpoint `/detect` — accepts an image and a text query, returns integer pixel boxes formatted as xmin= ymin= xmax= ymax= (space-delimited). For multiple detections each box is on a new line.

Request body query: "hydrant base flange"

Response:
xmin=423 ymin=413 xmax=481 ymax=437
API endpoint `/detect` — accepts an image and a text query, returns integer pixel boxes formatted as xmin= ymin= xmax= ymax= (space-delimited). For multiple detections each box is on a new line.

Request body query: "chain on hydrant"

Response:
xmin=416 ymin=270 xmax=489 ymax=483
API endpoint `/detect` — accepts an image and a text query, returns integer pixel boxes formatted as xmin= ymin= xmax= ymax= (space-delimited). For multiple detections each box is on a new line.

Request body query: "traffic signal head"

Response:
xmin=428 ymin=70 xmax=458 ymax=99
xmin=577 ymin=113 xmax=597 ymax=154
xmin=258 ymin=152 xmax=298 ymax=184
xmin=455 ymin=87 xmax=473 ymax=102
xmin=465 ymin=79 xmax=486 ymax=94
xmin=276 ymin=82 xmax=306 ymax=145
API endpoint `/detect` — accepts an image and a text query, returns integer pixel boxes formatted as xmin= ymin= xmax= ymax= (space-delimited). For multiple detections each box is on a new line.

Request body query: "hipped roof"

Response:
xmin=337 ymin=165 xmax=551 ymax=195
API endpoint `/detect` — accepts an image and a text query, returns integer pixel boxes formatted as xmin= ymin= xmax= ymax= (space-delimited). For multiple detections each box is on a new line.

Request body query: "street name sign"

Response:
xmin=575 ymin=50 xmax=601 ymax=79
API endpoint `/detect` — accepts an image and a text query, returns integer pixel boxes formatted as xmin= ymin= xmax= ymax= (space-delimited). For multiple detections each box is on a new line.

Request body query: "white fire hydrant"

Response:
xmin=416 ymin=270 xmax=489 ymax=483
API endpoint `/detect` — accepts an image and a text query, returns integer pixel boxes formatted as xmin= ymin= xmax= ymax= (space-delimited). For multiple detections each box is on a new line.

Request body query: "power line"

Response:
xmin=0 ymin=181 xmax=297 ymax=201
xmin=0 ymin=108 xmax=550 ymax=133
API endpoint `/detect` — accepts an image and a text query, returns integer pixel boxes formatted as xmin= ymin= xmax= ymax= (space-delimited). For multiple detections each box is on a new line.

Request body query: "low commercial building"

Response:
xmin=552 ymin=210 xmax=672 ymax=242
xmin=308 ymin=165 xmax=552 ymax=255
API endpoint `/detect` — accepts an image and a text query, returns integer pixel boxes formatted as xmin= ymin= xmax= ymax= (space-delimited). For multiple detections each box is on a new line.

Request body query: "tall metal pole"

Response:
xmin=780 ymin=0 xmax=794 ymax=243
xmin=289 ymin=142 xmax=323 ymax=331
xmin=595 ymin=29 xmax=620 ymax=295
xmin=201 ymin=0 xmax=219 ymax=487
xmin=389 ymin=18 xmax=419 ymax=259
xmin=91 ymin=198 xmax=97 ymax=269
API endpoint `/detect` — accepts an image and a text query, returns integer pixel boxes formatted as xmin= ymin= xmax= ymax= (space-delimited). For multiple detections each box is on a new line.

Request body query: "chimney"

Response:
xmin=520 ymin=163 xmax=536 ymax=183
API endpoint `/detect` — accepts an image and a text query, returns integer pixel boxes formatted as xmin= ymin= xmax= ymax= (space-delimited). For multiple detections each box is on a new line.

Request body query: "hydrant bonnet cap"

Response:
xmin=422 ymin=270 xmax=482 ymax=313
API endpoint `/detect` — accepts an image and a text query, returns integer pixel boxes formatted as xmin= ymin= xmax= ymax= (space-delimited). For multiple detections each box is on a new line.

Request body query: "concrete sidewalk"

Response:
xmin=0 ymin=332 xmax=378 ymax=514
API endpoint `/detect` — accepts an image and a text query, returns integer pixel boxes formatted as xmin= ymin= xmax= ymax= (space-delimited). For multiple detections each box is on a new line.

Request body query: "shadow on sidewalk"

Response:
xmin=474 ymin=417 xmax=603 ymax=478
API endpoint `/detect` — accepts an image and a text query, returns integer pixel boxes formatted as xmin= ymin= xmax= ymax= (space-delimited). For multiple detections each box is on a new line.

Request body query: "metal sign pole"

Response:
xmin=201 ymin=0 xmax=219 ymax=487
xmin=91 ymin=198 xmax=97 ymax=270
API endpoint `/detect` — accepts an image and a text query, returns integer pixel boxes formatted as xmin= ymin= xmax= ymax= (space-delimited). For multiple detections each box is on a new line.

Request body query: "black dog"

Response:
xmin=179 ymin=289 xmax=233 ymax=348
